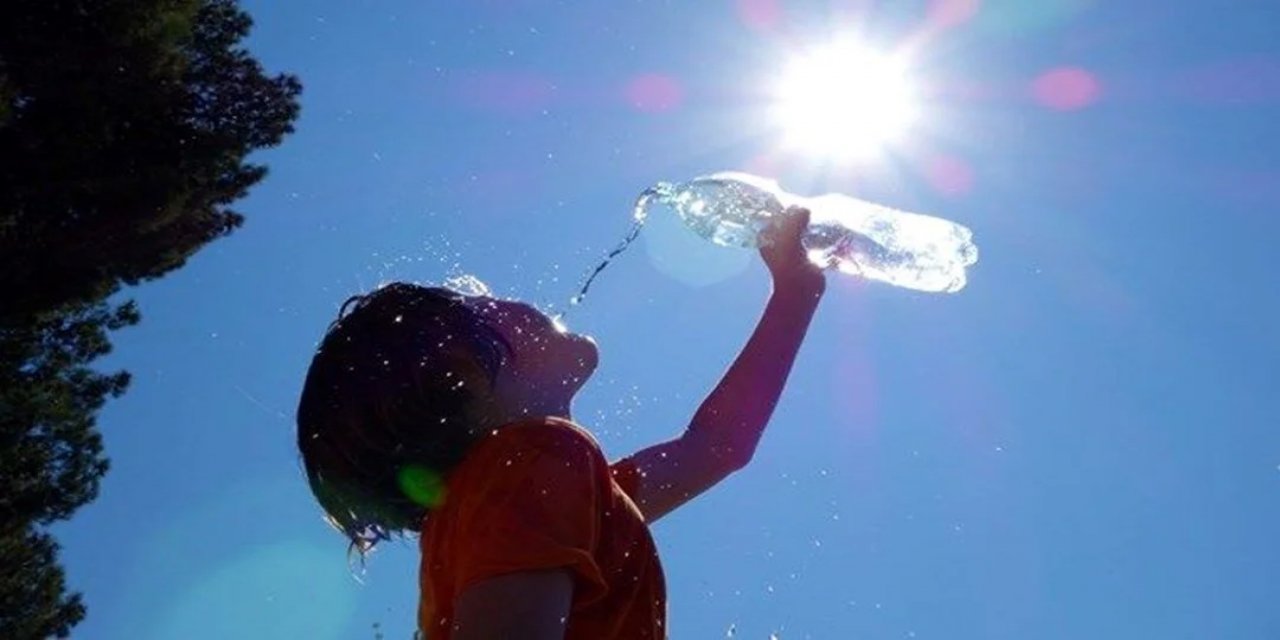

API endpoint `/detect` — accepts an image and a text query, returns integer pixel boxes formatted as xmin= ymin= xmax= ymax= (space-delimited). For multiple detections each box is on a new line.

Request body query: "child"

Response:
xmin=297 ymin=208 xmax=825 ymax=639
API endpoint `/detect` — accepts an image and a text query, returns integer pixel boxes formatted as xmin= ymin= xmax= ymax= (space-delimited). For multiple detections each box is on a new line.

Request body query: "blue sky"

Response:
xmin=54 ymin=1 xmax=1280 ymax=638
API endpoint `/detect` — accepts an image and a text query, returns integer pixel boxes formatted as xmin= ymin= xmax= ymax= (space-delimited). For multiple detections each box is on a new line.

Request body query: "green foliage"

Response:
xmin=1 ymin=302 xmax=138 ymax=526
xmin=0 ymin=0 xmax=302 ymax=323
xmin=0 ymin=526 xmax=85 ymax=639
xmin=0 ymin=1 xmax=300 ymax=636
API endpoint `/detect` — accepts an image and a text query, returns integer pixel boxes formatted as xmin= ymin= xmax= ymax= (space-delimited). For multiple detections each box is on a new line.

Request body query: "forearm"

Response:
xmin=618 ymin=210 xmax=824 ymax=523
xmin=686 ymin=282 xmax=823 ymax=469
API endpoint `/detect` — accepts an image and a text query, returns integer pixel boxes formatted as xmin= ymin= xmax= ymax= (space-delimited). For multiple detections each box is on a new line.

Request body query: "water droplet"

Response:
xmin=443 ymin=274 xmax=492 ymax=297
xmin=551 ymin=314 xmax=570 ymax=334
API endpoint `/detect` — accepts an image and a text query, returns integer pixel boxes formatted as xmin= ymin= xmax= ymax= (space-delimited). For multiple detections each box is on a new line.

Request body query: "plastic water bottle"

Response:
xmin=633 ymin=172 xmax=979 ymax=293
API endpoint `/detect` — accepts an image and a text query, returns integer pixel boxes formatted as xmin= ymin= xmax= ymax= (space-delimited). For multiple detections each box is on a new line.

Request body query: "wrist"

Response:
xmin=770 ymin=271 xmax=826 ymax=302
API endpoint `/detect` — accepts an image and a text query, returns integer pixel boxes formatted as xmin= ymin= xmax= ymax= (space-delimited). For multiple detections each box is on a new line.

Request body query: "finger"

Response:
xmin=790 ymin=206 xmax=811 ymax=231
xmin=762 ymin=206 xmax=808 ymax=248
xmin=781 ymin=206 xmax=810 ymax=239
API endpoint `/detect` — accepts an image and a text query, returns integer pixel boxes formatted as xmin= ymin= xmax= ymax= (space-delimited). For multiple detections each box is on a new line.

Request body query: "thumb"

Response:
xmin=780 ymin=205 xmax=810 ymax=239
xmin=788 ymin=205 xmax=811 ymax=228
xmin=761 ymin=205 xmax=809 ymax=248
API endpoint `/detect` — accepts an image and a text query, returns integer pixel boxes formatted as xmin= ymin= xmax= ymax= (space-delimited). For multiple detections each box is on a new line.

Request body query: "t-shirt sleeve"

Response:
xmin=450 ymin=426 xmax=608 ymax=604
xmin=609 ymin=457 xmax=643 ymax=504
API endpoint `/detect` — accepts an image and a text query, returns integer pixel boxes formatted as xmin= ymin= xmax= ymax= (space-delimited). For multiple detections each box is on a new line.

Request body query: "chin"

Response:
xmin=561 ymin=339 xmax=598 ymax=393
xmin=566 ymin=332 xmax=598 ymax=371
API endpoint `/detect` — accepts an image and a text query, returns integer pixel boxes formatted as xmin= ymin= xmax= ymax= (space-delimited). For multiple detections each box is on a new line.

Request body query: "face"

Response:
xmin=464 ymin=297 xmax=598 ymax=410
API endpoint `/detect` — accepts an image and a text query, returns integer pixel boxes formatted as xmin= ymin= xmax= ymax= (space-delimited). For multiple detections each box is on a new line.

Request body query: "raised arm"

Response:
xmin=620 ymin=208 xmax=825 ymax=523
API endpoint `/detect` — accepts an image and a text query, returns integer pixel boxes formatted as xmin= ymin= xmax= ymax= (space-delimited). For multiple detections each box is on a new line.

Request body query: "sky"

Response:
xmin=52 ymin=1 xmax=1280 ymax=638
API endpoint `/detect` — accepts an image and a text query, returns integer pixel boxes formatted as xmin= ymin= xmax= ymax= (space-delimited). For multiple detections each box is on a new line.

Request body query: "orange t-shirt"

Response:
xmin=418 ymin=418 xmax=666 ymax=639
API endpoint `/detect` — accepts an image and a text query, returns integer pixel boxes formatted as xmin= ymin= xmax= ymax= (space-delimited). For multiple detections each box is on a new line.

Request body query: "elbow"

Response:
xmin=685 ymin=419 xmax=759 ymax=473
xmin=715 ymin=441 xmax=755 ymax=474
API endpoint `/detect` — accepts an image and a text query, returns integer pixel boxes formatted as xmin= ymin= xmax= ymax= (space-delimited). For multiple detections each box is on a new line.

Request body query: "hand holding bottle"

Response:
xmin=636 ymin=172 xmax=979 ymax=293
xmin=759 ymin=206 xmax=825 ymax=297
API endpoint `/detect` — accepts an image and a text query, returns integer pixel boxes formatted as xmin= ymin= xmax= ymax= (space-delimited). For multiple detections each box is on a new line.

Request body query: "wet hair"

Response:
xmin=296 ymin=282 xmax=512 ymax=554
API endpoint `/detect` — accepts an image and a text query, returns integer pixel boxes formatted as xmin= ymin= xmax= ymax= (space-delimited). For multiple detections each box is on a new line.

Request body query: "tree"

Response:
xmin=0 ymin=1 xmax=301 ymax=636
xmin=0 ymin=526 xmax=85 ymax=639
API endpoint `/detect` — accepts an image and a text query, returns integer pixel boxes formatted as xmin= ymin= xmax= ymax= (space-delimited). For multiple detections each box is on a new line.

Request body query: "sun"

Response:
xmin=772 ymin=40 xmax=918 ymax=160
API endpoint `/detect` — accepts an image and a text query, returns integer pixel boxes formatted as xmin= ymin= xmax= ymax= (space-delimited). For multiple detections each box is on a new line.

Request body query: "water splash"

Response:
xmin=442 ymin=273 xmax=492 ymax=297
xmin=563 ymin=183 xmax=670 ymax=312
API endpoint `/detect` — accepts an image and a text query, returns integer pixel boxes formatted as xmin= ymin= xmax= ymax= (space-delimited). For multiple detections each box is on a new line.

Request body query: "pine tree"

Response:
xmin=0 ymin=1 xmax=301 ymax=635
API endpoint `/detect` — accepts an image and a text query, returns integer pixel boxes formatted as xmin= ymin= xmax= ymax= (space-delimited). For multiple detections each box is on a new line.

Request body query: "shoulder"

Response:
xmin=455 ymin=418 xmax=608 ymax=483
xmin=484 ymin=418 xmax=603 ymax=459
xmin=442 ymin=419 xmax=611 ymax=526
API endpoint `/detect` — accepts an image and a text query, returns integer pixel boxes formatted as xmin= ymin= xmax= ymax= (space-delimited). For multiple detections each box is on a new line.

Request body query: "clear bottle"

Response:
xmin=634 ymin=171 xmax=979 ymax=293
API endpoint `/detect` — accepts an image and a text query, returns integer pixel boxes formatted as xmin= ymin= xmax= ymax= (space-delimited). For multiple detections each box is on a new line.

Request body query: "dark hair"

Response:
xmin=296 ymin=282 xmax=512 ymax=554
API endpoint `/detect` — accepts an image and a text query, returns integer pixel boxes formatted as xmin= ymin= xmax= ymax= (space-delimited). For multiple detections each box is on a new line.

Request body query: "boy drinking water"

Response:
xmin=297 ymin=208 xmax=825 ymax=639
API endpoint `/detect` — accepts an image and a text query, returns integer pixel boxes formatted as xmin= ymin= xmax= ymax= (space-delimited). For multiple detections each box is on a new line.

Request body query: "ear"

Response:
xmin=435 ymin=345 xmax=497 ymax=395
xmin=432 ymin=347 xmax=504 ymax=432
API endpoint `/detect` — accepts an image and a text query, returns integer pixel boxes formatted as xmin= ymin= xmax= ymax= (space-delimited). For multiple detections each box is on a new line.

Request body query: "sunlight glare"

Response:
xmin=773 ymin=40 xmax=918 ymax=160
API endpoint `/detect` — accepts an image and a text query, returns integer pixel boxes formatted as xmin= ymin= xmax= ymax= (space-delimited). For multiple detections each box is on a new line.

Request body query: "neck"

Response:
xmin=475 ymin=394 xmax=572 ymax=431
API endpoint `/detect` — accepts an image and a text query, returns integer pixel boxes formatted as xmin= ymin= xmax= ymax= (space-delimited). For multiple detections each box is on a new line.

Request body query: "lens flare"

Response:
xmin=397 ymin=465 xmax=446 ymax=508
